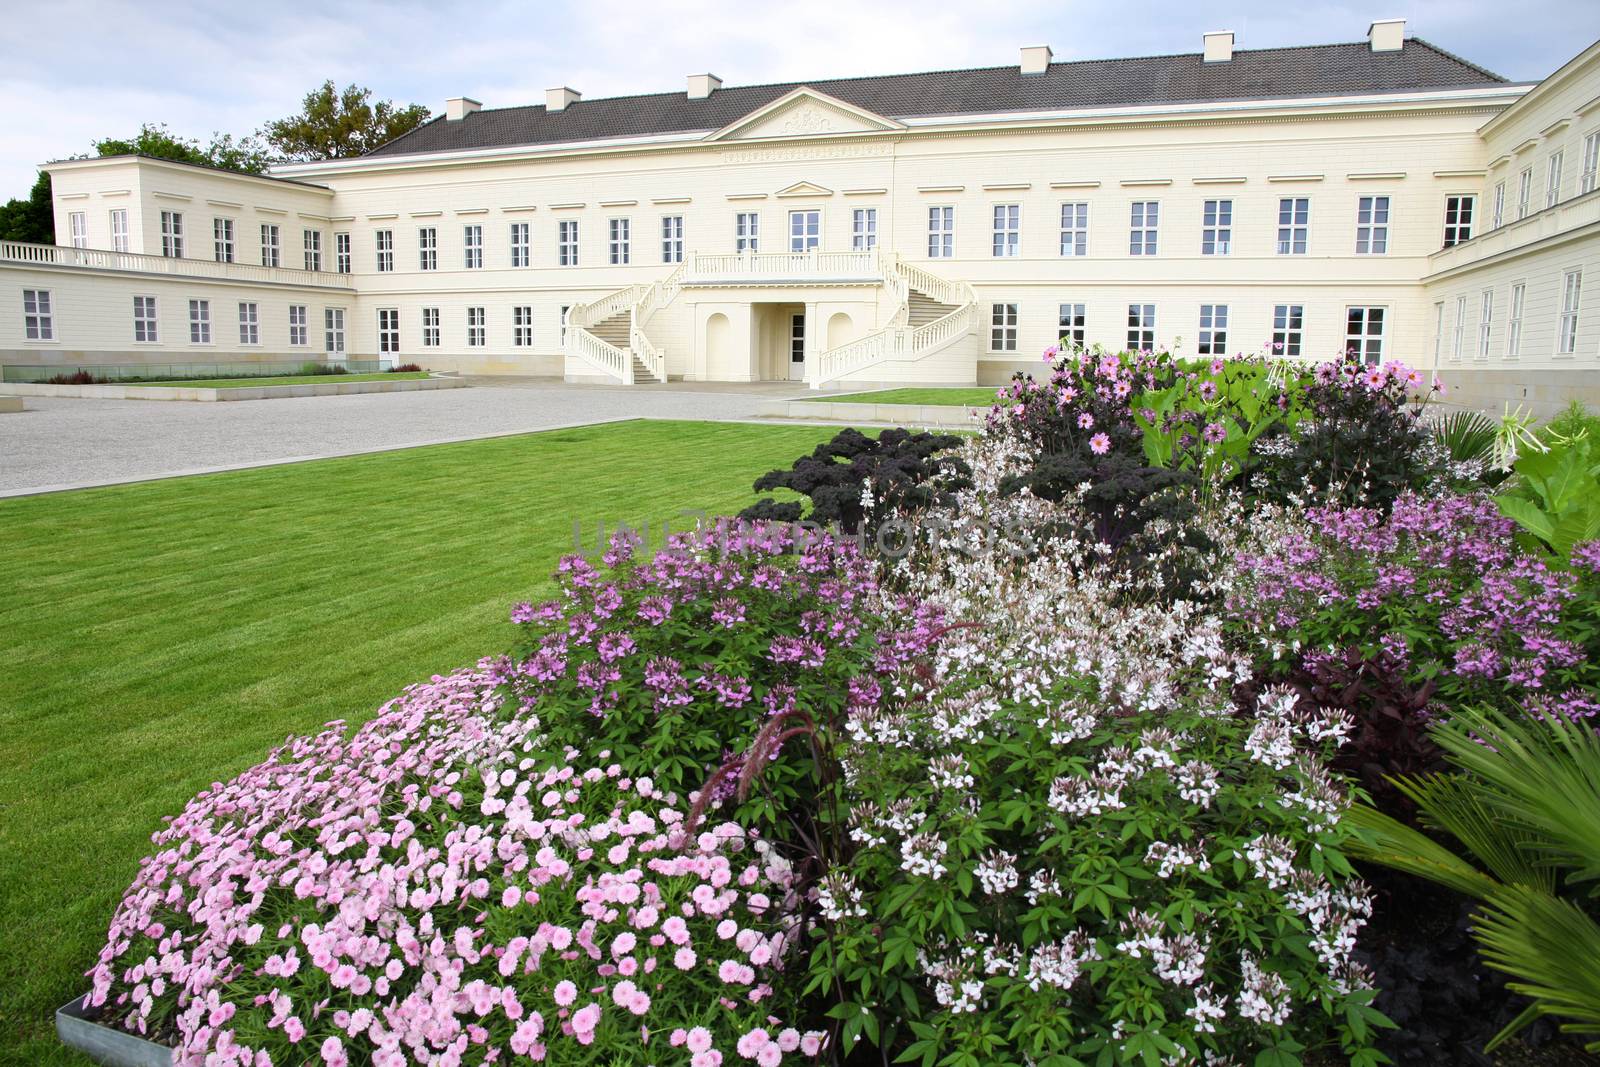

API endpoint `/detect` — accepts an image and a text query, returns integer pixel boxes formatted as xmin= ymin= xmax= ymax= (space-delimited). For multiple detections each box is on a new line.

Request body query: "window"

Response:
xmin=1442 ymin=195 xmax=1474 ymax=247
xmin=1452 ymin=295 xmax=1468 ymax=360
xmin=238 ymin=302 xmax=259 ymax=345
xmin=990 ymin=303 xmax=1018 ymax=351
xmin=560 ymin=305 xmax=570 ymax=344
xmin=1201 ymin=200 xmax=1231 ymax=256
xmin=378 ymin=308 xmax=400 ymax=354
xmin=1478 ymin=291 xmax=1494 ymax=360
xmin=215 ymin=219 xmax=236 ymax=263
xmin=1271 ymin=304 xmax=1303 ymax=357
xmin=1518 ymin=167 xmax=1533 ymax=219
xmin=69 ymin=212 xmax=87 ymax=249
xmin=418 ymin=227 xmax=438 ymax=271
xmin=22 ymin=289 xmax=53 ymax=340
xmin=1127 ymin=303 xmax=1156 ymax=349
xmin=789 ymin=210 xmax=820 ymax=252
xmin=1492 ymin=182 xmax=1506 ymax=229
xmin=463 ymin=224 xmax=483 ymax=269
xmin=1433 ymin=301 xmax=1444 ymax=365
xmin=160 ymin=211 xmax=183 ymax=257
xmin=110 ymin=209 xmax=128 ymax=252
xmin=421 ymin=307 xmax=440 ymax=347
xmin=1356 ymin=196 xmax=1390 ymax=254
xmin=261 ymin=224 xmax=281 ymax=267
xmin=1058 ymin=303 xmax=1085 ymax=346
xmin=604 ymin=218 xmax=630 ymax=264
xmin=559 ymin=220 xmax=579 ymax=266
xmin=1583 ymin=132 xmax=1600 ymax=196
xmin=1508 ymin=283 xmax=1525 ymax=358
xmin=324 ymin=308 xmax=346 ymax=355
xmin=510 ymin=222 xmax=530 ymax=267
xmin=303 ymin=229 xmax=321 ymax=272
xmin=335 ymin=232 xmax=351 ymax=274
xmin=133 ymin=295 xmax=158 ymax=342
xmin=1276 ymin=198 xmax=1309 ymax=255
xmin=1559 ymin=269 xmax=1583 ymax=356
xmin=735 ymin=212 xmax=760 ymax=253
xmin=467 ymin=306 xmax=486 ymax=347
xmin=928 ymin=206 xmax=954 ymax=258
xmin=851 ymin=208 xmax=877 ymax=251
xmin=1346 ymin=306 xmax=1385 ymax=365
xmin=1129 ymin=202 xmax=1158 ymax=256
xmin=1547 ymin=152 xmax=1565 ymax=209
xmin=513 ymin=305 xmax=533 ymax=346
xmin=661 ymin=216 xmax=684 ymax=263
xmin=1198 ymin=304 xmax=1229 ymax=356
xmin=287 ymin=305 xmax=307 ymax=346
xmin=188 ymin=299 xmax=210 ymax=344
xmin=991 ymin=205 xmax=1021 ymax=257
xmin=1060 ymin=202 xmax=1089 ymax=256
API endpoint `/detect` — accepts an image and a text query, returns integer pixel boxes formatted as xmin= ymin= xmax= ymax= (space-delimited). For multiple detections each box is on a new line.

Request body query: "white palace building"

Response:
xmin=4 ymin=21 xmax=1600 ymax=406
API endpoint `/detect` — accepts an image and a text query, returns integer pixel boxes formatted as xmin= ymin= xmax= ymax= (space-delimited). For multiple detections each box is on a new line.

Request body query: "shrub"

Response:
xmin=300 ymin=361 xmax=350 ymax=376
xmin=45 ymin=370 xmax=105 ymax=385
xmin=389 ymin=363 xmax=425 ymax=373
xmin=1494 ymin=431 xmax=1600 ymax=558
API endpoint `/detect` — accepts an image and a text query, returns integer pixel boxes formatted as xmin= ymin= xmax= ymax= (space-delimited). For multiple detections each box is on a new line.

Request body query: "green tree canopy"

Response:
xmin=263 ymin=81 xmax=432 ymax=161
xmin=0 ymin=171 xmax=54 ymax=244
xmin=93 ymin=123 xmax=272 ymax=174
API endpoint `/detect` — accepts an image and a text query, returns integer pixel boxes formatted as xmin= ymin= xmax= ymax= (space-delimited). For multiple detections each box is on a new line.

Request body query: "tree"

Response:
xmin=263 ymin=82 xmax=432 ymax=161
xmin=0 ymin=172 xmax=55 ymax=244
xmin=93 ymin=124 xmax=271 ymax=174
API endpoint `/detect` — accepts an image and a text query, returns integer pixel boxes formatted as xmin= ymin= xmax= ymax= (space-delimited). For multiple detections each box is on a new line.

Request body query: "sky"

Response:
xmin=2 ymin=0 xmax=1599 ymax=196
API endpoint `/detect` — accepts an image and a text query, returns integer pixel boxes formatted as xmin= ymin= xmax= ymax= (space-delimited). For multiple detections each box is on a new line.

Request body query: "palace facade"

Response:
xmin=4 ymin=22 xmax=1599 ymax=404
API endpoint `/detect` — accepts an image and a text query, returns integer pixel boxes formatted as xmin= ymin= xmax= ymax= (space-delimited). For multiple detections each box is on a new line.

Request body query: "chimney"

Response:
xmin=445 ymin=96 xmax=482 ymax=121
xmin=1367 ymin=18 xmax=1405 ymax=52
xmin=1202 ymin=31 xmax=1234 ymax=63
xmin=1020 ymin=45 xmax=1053 ymax=76
xmin=545 ymin=86 xmax=581 ymax=112
xmin=687 ymin=73 xmax=723 ymax=100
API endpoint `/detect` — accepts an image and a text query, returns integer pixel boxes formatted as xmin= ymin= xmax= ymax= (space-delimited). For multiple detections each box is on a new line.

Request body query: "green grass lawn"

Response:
xmin=0 ymin=419 xmax=836 ymax=1065
xmin=125 ymin=371 xmax=431 ymax=389
xmin=806 ymin=386 xmax=1001 ymax=407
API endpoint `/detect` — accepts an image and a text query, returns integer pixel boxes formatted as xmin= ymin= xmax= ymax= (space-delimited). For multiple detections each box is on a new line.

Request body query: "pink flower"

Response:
xmin=1089 ymin=433 xmax=1111 ymax=455
xmin=687 ymin=1026 xmax=715 ymax=1053
xmin=553 ymin=980 xmax=578 ymax=1006
xmin=1077 ymin=411 xmax=1094 ymax=429
xmin=674 ymin=947 xmax=697 ymax=970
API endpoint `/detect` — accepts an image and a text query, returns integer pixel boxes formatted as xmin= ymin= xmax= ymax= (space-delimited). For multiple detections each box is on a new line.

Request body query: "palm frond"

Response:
xmin=1475 ymin=884 xmax=1600 ymax=1052
xmin=1344 ymin=803 xmax=1503 ymax=900
xmin=1434 ymin=409 xmax=1498 ymax=464
xmin=1390 ymin=772 xmax=1556 ymax=892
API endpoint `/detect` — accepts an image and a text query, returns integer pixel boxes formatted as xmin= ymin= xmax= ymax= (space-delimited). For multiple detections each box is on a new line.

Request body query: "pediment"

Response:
xmin=774 ymin=180 xmax=834 ymax=198
xmin=706 ymin=88 xmax=904 ymax=142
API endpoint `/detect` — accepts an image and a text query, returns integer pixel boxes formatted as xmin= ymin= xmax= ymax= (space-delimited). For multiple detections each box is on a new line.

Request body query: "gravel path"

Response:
xmin=0 ymin=379 xmax=817 ymax=496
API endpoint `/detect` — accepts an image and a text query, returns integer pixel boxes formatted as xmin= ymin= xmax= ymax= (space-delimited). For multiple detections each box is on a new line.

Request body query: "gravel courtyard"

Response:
xmin=0 ymin=379 xmax=813 ymax=496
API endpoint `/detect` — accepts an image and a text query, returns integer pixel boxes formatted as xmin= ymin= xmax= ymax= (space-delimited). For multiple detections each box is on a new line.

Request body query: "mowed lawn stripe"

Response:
xmin=0 ymin=418 xmax=833 ymax=1065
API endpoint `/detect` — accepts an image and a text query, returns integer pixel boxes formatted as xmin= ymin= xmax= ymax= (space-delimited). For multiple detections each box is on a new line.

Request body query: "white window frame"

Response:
xmin=735 ymin=212 xmax=760 ymax=253
xmin=991 ymin=204 xmax=1021 ymax=257
xmin=1129 ymin=202 xmax=1159 ymax=256
xmin=1442 ymin=195 xmax=1475 ymax=248
xmin=1272 ymin=304 xmax=1303 ymax=357
xmin=1433 ymin=301 xmax=1444 ymax=365
xmin=160 ymin=211 xmax=183 ymax=258
xmin=1127 ymin=303 xmax=1156 ymax=349
xmin=133 ymin=295 xmax=158 ymax=343
xmin=1276 ymin=197 xmax=1309 ymax=255
xmin=510 ymin=221 xmax=530 ymax=267
xmin=513 ymin=305 xmax=534 ymax=347
xmin=374 ymin=229 xmax=392 ymax=272
xmin=1546 ymin=151 xmax=1564 ymax=209
xmin=558 ymin=219 xmax=579 ymax=266
xmin=1346 ymin=306 xmax=1386 ymax=366
xmin=109 ymin=209 xmax=129 ymax=252
xmin=1060 ymin=202 xmax=1089 ymax=257
xmin=851 ymin=207 xmax=877 ymax=251
xmin=1582 ymin=132 xmax=1600 ymax=196
xmin=303 ymin=229 xmax=321 ymax=272
xmin=788 ymin=209 xmax=820 ymax=252
xmin=69 ymin=211 xmax=87 ymax=249
xmin=1058 ymin=302 xmax=1085 ymax=346
xmin=1492 ymin=181 xmax=1506 ymax=229
xmin=1197 ymin=304 xmax=1229 ymax=356
xmin=607 ymin=217 xmax=631 ymax=264
xmin=288 ymin=304 xmax=308 ymax=346
xmin=1356 ymin=195 xmax=1390 ymax=254
xmin=335 ymin=232 xmax=351 ymax=274
xmin=1452 ymin=295 xmax=1468 ymax=361
xmin=467 ymin=306 xmax=486 ymax=347
xmin=463 ymin=224 xmax=483 ymax=269
xmin=188 ymin=298 xmax=210 ymax=344
xmin=324 ymin=308 xmax=346 ymax=355
xmin=661 ymin=215 xmax=684 ymax=263
xmin=377 ymin=308 xmax=400 ymax=354
xmin=989 ymin=302 xmax=1018 ymax=352
xmin=927 ymin=206 xmax=954 ymax=259
xmin=1477 ymin=290 xmax=1494 ymax=360
xmin=418 ymin=227 xmax=438 ymax=271
xmin=23 ymin=289 xmax=54 ymax=341
xmin=421 ymin=307 xmax=440 ymax=347
xmin=1518 ymin=167 xmax=1533 ymax=219
xmin=1558 ymin=269 xmax=1583 ymax=356
xmin=238 ymin=301 xmax=259 ymax=346
xmin=1508 ymin=282 xmax=1525 ymax=359
xmin=1200 ymin=199 xmax=1230 ymax=256
xmin=261 ymin=224 xmax=281 ymax=268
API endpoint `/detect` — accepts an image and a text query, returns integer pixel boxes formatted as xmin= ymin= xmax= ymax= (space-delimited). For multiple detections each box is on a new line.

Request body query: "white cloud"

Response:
xmin=1 ymin=0 xmax=1596 ymax=196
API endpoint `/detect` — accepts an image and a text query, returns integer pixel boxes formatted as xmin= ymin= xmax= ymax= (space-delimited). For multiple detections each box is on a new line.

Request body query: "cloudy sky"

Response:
xmin=3 ymin=0 xmax=1598 ymax=195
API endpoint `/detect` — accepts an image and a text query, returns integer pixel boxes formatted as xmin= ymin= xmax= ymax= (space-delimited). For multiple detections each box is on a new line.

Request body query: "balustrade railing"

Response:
xmin=683 ymin=248 xmax=881 ymax=282
xmin=564 ymin=325 xmax=632 ymax=383
xmin=0 ymin=241 xmax=353 ymax=288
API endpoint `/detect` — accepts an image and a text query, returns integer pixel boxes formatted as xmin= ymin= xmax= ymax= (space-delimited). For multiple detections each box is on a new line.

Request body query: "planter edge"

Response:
xmin=57 ymin=994 xmax=173 ymax=1067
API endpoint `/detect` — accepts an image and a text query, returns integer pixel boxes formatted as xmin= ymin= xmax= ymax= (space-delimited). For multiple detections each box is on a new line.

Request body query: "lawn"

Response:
xmin=0 ymin=419 xmax=837 ymax=1065
xmin=807 ymin=386 xmax=1001 ymax=406
xmin=125 ymin=371 xmax=431 ymax=388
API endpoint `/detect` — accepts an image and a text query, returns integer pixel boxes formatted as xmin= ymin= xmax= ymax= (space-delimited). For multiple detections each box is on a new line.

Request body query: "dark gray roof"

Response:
xmin=367 ymin=38 xmax=1508 ymax=159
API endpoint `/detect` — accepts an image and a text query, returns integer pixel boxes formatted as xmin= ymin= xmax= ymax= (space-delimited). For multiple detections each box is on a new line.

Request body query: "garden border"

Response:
xmin=0 ymin=374 xmax=465 ymax=403
xmin=56 ymin=995 xmax=169 ymax=1067
xmin=752 ymin=398 xmax=982 ymax=429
